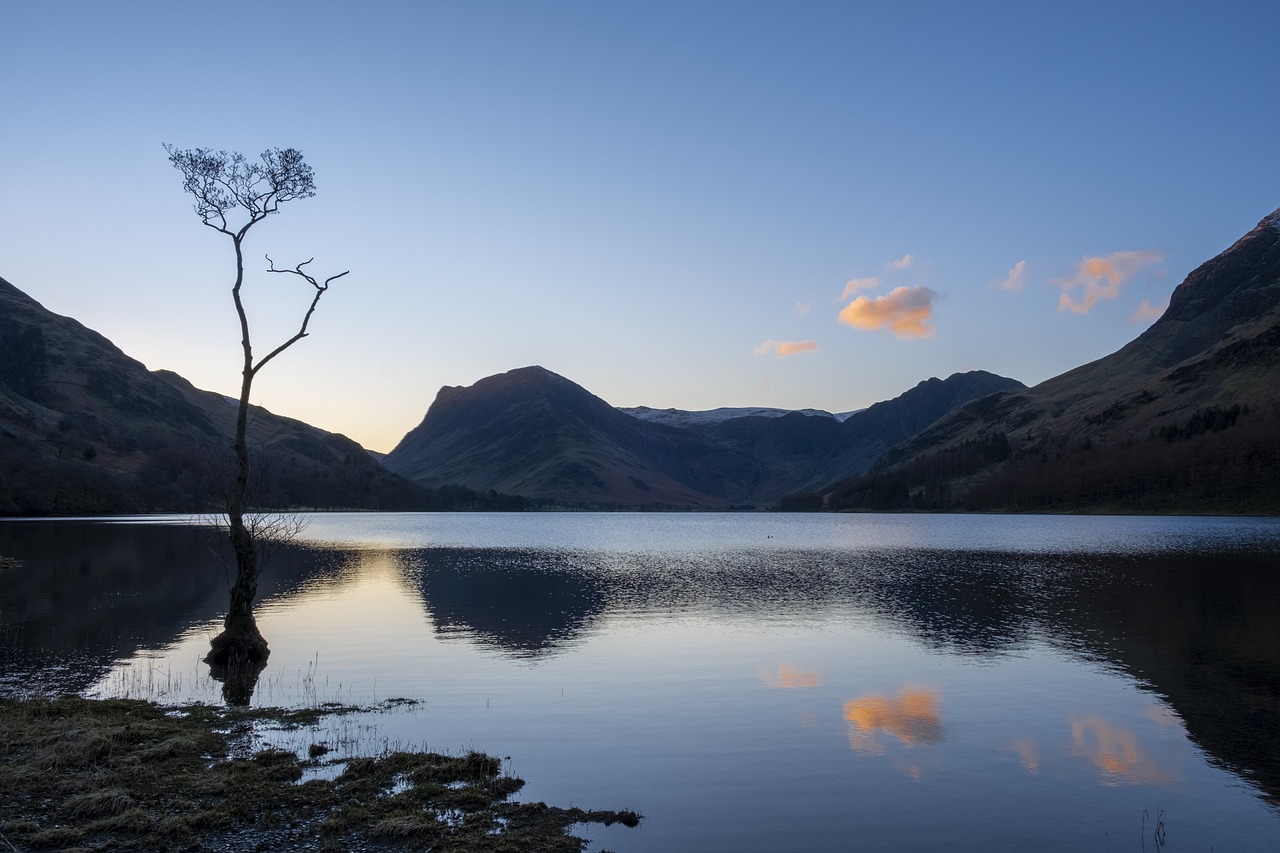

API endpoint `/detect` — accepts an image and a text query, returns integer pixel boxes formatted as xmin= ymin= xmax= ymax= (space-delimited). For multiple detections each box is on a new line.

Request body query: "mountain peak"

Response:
xmin=1153 ymin=206 xmax=1280 ymax=347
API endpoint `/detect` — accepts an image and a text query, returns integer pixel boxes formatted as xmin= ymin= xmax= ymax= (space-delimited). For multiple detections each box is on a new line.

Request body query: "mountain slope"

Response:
xmin=384 ymin=366 xmax=1022 ymax=508
xmin=829 ymin=208 xmax=1280 ymax=513
xmin=384 ymin=366 xmax=745 ymax=507
xmin=0 ymin=276 xmax=432 ymax=515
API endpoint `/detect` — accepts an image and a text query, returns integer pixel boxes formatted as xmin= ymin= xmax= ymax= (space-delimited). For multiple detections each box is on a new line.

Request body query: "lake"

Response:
xmin=2 ymin=512 xmax=1279 ymax=850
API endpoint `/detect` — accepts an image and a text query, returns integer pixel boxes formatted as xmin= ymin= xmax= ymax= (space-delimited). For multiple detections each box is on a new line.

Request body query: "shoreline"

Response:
xmin=0 ymin=695 xmax=640 ymax=852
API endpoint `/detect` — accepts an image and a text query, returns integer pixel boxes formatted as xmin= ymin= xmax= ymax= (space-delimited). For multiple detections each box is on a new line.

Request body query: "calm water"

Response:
xmin=3 ymin=512 xmax=1280 ymax=851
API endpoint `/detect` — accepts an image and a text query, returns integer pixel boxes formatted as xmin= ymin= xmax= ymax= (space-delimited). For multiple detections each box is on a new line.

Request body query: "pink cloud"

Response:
xmin=993 ymin=260 xmax=1028 ymax=292
xmin=839 ymin=277 xmax=881 ymax=301
xmin=755 ymin=339 xmax=819 ymax=359
xmin=886 ymin=254 xmax=914 ymax=271
xmin=838 ymin=285 xmax=939 ymax=338
xmin=795 ymin=301 xmax=814 ymax=315
xmin=1055 ymin=251 xmax=1163 ymax=314
xmin=1130 ymin=298 xmax=1167 ymax=324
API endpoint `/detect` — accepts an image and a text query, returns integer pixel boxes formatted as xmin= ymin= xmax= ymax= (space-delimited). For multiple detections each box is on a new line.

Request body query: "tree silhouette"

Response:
xmin=166 ymin=145 xmax=348 ymax=675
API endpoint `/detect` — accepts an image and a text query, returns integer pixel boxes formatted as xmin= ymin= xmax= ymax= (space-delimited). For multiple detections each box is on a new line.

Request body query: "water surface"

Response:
xmin=2 ymin=513 xmax=1279 ymax=850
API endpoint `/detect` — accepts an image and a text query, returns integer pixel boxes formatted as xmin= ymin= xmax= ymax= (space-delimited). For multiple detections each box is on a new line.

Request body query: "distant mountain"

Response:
xmin=829 ymin=207 xmax=1280 ymax=514
xmin=620 ymin=405 xmax=860 ymax=427
xmin=383 ymin=366 xmax=1022 ymax=508
xmin=383 ymin=366 xmax=736 ymax=507
xmin=0 ymin=276 xmax=445 ymax=515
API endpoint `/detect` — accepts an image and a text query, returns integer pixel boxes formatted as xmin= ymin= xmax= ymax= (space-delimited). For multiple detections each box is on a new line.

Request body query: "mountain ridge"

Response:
xmin=384 ymin=365 xmax=1023 ymax=507
xmin=828 ymin=207 xmax=1280 ymax=513
xmin=0 ymin=276 xmax=454 ymax=514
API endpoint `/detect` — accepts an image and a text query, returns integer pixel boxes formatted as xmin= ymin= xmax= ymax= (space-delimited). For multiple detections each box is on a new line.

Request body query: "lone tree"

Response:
xmin=166 ymin=145 xmax=349 ymax=672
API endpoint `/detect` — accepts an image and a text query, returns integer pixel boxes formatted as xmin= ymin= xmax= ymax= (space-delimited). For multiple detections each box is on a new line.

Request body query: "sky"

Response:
xmin=2 ymin=2 xmax=1278 ymax=453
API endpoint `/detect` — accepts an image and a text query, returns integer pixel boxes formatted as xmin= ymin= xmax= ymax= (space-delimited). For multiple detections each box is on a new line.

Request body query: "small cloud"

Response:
xmin=755 ymin=339 xmax=819 ymax=359
xmin=837 ymin=285 xmax=939 ymax=339
xmin=795 ymin=301 xmax=814 ymax=315
xmin=993 ymin=260 xmax=1028 ymax=293
xmin=887 ymin=254 xmax=914 ymax=271
xmin=1055 ymin=250 xmax=1163 ymax=314
xmin=839 ymin=277 xmax=881 ymax=301
xmin=1130 ymin=298 xmax=1167 ymax=324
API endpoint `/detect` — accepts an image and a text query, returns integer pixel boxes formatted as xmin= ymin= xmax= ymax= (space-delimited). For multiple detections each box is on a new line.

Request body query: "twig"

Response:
xmin=0 ymin=829 xmax=20 ymax=851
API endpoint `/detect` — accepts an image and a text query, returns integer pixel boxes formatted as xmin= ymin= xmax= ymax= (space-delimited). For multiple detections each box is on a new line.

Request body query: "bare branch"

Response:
xmin=254 ymin=254 xmax=350 ymax=375
xmin=166 ymin=144 xmax=315 ymax=235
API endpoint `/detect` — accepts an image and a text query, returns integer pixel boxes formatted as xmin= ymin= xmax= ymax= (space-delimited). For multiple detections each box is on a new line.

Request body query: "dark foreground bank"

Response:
xmin=0 ymin=696 xmax=640 ymax=852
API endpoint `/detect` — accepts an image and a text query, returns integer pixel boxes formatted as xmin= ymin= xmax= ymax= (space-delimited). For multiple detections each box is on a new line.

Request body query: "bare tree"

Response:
xmin=166 ymin=145 xmax=349 ymax=672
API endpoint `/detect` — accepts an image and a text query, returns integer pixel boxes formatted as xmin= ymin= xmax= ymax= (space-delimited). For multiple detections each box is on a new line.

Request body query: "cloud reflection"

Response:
xmin=1070 ymin=715 xmax=1178 ymax=785
xmin=759 ymin=663 xmax=823 ymax=689
xmin=1010 ymin=738 xmax=1040 ymax=774
xmin=844 ymin=687 xmax=943 ymax=754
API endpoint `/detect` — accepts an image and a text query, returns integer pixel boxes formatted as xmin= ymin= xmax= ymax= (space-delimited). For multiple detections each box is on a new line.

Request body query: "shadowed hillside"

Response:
xmin=828 ymin=207 xmax=1280 ymax=514
xmin=384 ymin=366 xmax=1021 ymax=508
xmin=0 ymin=277 xmax=477 ymax=515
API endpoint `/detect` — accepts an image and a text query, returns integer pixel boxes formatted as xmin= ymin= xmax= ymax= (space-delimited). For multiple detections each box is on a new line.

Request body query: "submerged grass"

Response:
xmin=0 ymin=695 xmax=640 ymax=852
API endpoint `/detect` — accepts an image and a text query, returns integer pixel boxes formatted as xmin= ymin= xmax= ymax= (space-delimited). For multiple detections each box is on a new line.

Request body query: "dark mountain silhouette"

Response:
xmin=383 ymin=366 xmax=742 ymax=507
xmin=0 ymin=276 xmax=452 ymax=515
xmin=829 ymin=207 xmax=1280 ymax=513
xmin=383 ymin=365 xmax=1022 ymax=508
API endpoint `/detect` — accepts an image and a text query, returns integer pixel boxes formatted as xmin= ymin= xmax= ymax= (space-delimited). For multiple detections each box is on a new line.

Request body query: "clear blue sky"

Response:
xmin=3 ymin=1 xmax=1277 ymax=452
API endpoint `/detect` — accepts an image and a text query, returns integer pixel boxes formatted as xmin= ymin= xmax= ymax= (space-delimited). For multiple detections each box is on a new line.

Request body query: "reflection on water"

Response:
xmin=0 ymin=520 xmax=331 ymax=697
xmin=1070 ymin=715 xmax=1179 ymax=786
xmin=844 ymin=687 xmax=944 ymax=752
xmin=1010 ymin=738 xmax=1040 ymax=774
xmin=758 ymin=663 xmax=822 ymax=689
xmin=406 ymin=549 xmax=607 ymax=657
xmin=3 ymin=513 xmax=1280 ymax=850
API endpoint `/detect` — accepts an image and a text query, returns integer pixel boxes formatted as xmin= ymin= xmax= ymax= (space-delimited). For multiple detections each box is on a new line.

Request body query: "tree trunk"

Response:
xmin=205 ymin=513 xmax=269 ymax=668
xmin=205 ymin=233 xmax=270 ymax=674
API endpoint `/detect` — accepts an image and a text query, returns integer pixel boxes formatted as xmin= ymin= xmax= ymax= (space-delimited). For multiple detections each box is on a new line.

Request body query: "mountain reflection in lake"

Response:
xmin=2 ymin=512 xmax=1279 ymax=851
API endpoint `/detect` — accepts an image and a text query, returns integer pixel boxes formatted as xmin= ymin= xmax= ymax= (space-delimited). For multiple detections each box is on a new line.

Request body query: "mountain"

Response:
xmin=0 ymin=276 xmax=437 ymax=515
xmin=828 ymin=207 xmax=1280 ymax=513
xmin=620 ymin=405 xmax=860 ymax=427
xmin=383 ymin=366 xmax=738 ymax=507
xmin=383 ymin=366 xmax=1022 ymax=508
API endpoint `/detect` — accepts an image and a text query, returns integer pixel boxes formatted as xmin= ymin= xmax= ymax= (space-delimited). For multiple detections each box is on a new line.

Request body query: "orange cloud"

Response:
xmin=839 ymin=277 xmax=881 ymax=300
xmin=844 ymin=688 xmax=943 ymax=753
xmin=1055 ymin=250 xmax=1163 ymax=314
xmin=755 ymin=339 xmax=819 ymax=359
xmin=887 ymin=254 xmax=914 ymax=270
xmin=837 ymin=285 xmax=939 ymax=338
xmin=1130 ymin=298 xmax=1167 ymax=324
xmin=993 ymin=260 xmax=1028 ymax=292
xmin=759 ymin=663 xmax=823 ymax=689
xmin=1069 ymin=715 xmax=1178 ymax=785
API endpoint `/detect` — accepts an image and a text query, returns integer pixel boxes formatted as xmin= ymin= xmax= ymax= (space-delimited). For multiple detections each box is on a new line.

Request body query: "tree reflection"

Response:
xmin=208 ymin=658 xmax=267 ymax=707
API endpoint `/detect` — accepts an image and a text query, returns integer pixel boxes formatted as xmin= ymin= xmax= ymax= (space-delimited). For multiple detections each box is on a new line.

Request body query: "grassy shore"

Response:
xmin=0 ymin=695 xmax=640 ymax=852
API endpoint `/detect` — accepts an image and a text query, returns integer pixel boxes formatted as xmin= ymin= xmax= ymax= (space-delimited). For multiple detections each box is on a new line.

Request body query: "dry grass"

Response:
xmin=0 ymin=695 xmax=639 ymax=852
